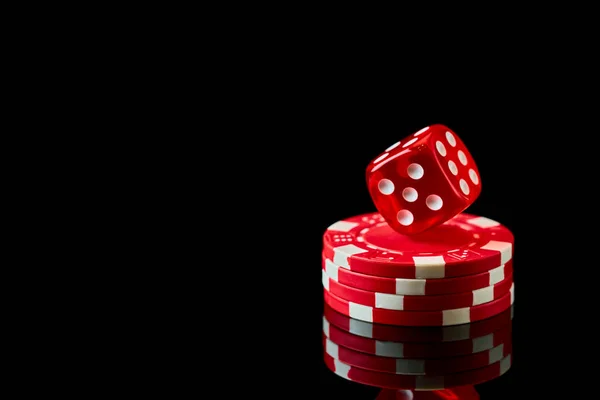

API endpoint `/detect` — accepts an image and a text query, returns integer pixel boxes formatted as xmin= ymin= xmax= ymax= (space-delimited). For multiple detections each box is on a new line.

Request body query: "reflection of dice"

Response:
xmin=366 ymin=124 xmax=481 ymax=235
xmin=375 ymin=388 xmax=480 ymax=399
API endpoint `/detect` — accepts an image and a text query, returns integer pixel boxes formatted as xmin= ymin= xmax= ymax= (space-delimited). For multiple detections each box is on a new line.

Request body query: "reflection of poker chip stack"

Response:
xmin=322 ymin=303 xmax=513 ymax=393
xmin=321 ymin=211 xmax=514 ymax=393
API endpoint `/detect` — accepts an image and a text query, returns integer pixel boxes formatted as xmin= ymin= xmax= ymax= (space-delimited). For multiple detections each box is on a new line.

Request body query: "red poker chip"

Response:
xmin=324 ymin=352 xmax=511 ymax=390
xmin=323 ymin=335 xmax=512 ymax=375
xmin=324 ymin=284 xmax=514 ymax=326
xmin=322 ymin=212 xmax=513 ymax=279
xmin=323 ymin=317 xmax=512 ymax=359
xmin=322 ymin=256 xmax=513 ymax=296
xmin=322 ymin=269 xmax=513 ymax=311
xmin=323 ymin=302 xmax=513 ymax=343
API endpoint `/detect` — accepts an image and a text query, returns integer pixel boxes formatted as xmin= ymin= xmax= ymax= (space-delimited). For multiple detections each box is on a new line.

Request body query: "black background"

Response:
xmin=23 ymin=12 xmax=599 ymax=397
xmin=212 ymin=91 xmax=594 ymax=398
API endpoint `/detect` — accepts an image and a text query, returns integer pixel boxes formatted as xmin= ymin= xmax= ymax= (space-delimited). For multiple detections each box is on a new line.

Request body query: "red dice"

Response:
xmin=366 ymin=124 xmax=481 ymax=235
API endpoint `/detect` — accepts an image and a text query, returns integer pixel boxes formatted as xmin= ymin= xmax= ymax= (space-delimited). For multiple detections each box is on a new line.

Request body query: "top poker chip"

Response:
xmin=322 ymin=212 xmax=513 ymax=279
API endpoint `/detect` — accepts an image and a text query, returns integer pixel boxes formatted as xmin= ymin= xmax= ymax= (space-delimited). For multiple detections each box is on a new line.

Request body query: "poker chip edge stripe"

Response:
xmin=323 ymin=283 xmax=515 ymax=326
xmin=323 ymin=302 xmax=514 ymax=342
xmin=323 ymin=255 xmax=514 ymax=295
xmin=322 ymin=268 xmax=514 ymax=311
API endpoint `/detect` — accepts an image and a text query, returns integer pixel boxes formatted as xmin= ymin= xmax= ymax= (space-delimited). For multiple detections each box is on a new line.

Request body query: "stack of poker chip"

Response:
xmin=321 ymin=212 xmax=514 ymax=327
xmin=322 ymin=302 xmax=513 ymax=392
xmin=321 ymin=125 xmax=513 ymax=396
